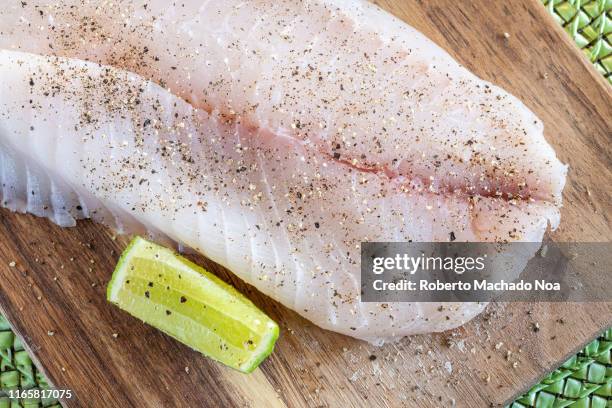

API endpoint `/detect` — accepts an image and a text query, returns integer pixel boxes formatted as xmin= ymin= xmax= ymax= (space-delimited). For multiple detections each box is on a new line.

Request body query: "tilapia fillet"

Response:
xmin=0 ymin=0 xmax=566 ymax=343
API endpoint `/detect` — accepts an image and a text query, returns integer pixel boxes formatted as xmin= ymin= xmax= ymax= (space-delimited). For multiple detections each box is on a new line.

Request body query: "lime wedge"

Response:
xmin=107 ymin=237 xmax=279 ymax=373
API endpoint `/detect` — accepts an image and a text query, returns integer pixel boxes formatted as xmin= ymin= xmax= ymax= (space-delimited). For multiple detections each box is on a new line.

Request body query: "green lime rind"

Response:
xmin=107 ymin=237 xmax=279 ymax=373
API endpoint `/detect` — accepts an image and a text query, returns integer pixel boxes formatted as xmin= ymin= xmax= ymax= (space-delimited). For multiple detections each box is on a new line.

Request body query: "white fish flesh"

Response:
xmin=0 ymin=0 xmax=566 ymax=205
xmin=0 ymin=0 xmax=566 ymax=343
xmin=0 ymin=50 xmax=564 ymax=342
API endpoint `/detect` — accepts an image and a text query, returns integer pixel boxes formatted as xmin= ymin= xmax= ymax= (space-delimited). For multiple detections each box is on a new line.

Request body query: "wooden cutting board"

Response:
xmin=0 ymin=0 xmax=610 ymax=407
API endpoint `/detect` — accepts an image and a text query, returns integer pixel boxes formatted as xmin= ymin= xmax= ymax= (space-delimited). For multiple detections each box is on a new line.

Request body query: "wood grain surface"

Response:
xmin=0 ymin=0 xmax=610 ymax=407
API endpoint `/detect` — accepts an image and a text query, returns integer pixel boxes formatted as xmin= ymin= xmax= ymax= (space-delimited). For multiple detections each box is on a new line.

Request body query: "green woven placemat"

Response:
xmin=508 ymin=328 xmax=612 ymax=408
xmin=0 ymin=316 xmax=60 ymax=408
xmin=542 ymin=0 xmax=612 ymax=84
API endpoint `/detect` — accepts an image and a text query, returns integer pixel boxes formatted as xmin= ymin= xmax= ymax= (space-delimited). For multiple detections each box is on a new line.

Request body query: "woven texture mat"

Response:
xmin=509 ymin=329 xmax=612 ymax=407
xmin=0 ymin=2 xmax=609 ymax=408
xmin=0 ymin=316 xmax=59 ymax=408
xmin=542 ymin=0 xmax=612 ymax=83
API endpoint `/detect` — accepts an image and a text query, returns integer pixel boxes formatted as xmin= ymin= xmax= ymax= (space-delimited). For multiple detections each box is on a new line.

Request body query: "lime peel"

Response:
xmin=107 ymin=237 xmax=279 ymax=373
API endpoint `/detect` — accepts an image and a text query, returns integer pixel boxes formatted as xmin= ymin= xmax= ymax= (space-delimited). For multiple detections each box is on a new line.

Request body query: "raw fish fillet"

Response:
xmin=0 ymin=0 xmax=566 ymax=205
xmin=0 ymin=0 xmax=567 ymax=342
